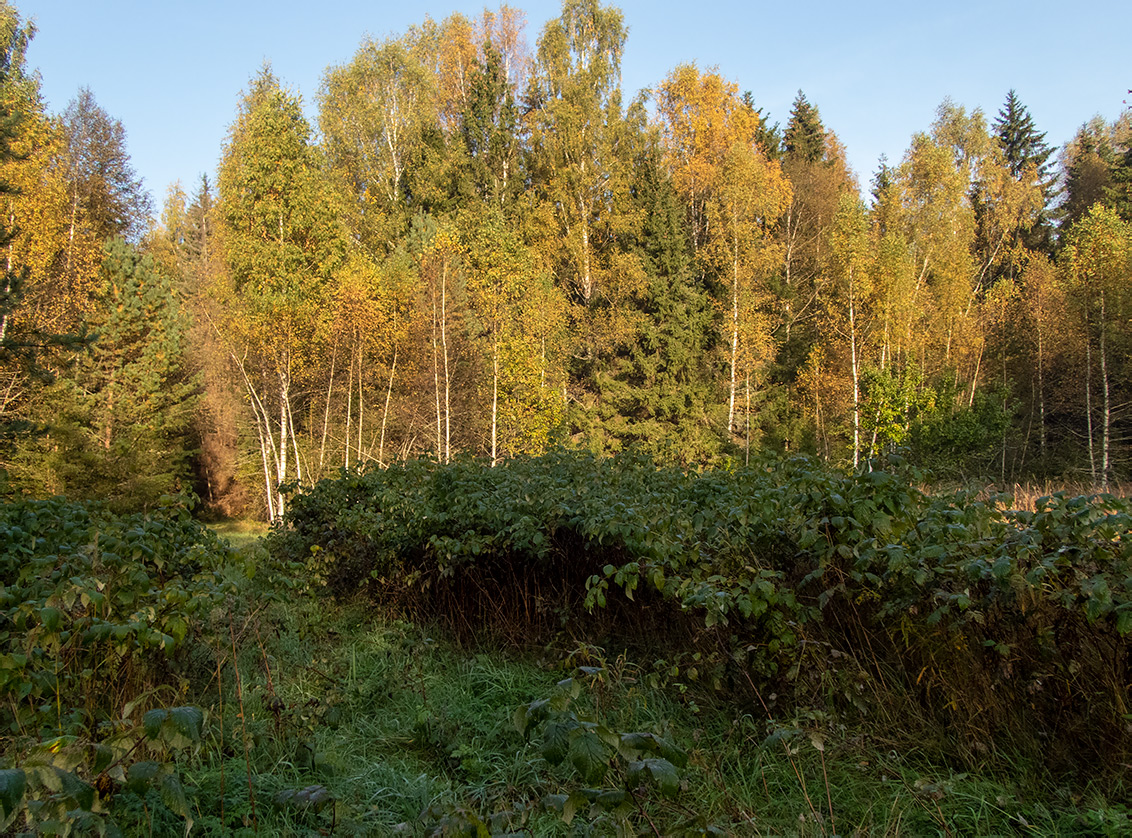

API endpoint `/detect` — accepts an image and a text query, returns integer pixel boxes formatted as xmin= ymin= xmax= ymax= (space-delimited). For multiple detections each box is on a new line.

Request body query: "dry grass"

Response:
xmin=1001 ymin=480 xmax=1132 ymax=511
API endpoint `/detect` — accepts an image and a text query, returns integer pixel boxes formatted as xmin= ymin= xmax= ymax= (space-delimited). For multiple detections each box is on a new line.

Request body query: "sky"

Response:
xmin=17 ymin=0 xmax=1132 ymax=208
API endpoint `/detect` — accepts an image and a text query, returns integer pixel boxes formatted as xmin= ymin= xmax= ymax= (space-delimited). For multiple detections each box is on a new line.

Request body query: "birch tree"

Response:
xmin=217 ymin=68 xmax=340 ymax=520
xmin=1062 ymin=204 xmax=1131 ymax=488
xmin=704 ymin=142 xmax=791 ymax=438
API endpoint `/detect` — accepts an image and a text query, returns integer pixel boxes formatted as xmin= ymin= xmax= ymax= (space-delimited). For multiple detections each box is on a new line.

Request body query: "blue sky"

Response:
xmin=18 ymin=0 xmax=1132 ymax=207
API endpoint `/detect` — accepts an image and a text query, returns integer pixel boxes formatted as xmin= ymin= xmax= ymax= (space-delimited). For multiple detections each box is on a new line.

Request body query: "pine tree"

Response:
xmin=783 ymin=91 xmax=825 ymax=163
xmin=993 ymin=90 xmax=1055 ymax=252
xmin=1061 ymin=119 xmax=1116 ymax=231
xmin=14 ymin=239 xmax=197 ymax=509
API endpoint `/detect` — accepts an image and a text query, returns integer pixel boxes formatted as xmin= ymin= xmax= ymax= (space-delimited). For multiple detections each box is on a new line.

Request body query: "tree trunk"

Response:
xmin=344 ymin=340 xmax=354 ymax=469
xmin=441 ymin=261 xmax=451 ymax=463
xmin=491 ymin=340 xmax=499 ymax=466
xmin=432 ymin=283 xmax=442 ymax=459
xmin=728 ymin=236 xmax=740 ymax=436
xmin=1100 ymin=290 xmax=1110 ymax=490
xmin=318 ymin=336 xmax=338 ymax=475
xmin=849 ymin=290 xmax=860 ymax=469
xmin=379 ymin=348 xmax=397 ymax=468
xmin=357 ymin=343 xmax=365 ymax=465
xmin=1085 ymin=309 xmax=1096 ymax=486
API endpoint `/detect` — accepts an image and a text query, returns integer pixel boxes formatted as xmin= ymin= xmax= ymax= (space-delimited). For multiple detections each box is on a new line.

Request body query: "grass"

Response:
xmin=207 ymin=517 xmax=271 ymax=553
xmin=58 ymin=515 xmax=1111 ymax=836
xmin=160 ymin=566 xmax=1130 ymax=837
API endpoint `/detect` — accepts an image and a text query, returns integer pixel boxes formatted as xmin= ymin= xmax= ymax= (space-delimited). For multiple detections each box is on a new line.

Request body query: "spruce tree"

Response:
xmin=783 ymin=91 xmax=825 ymax=163
xmin=994 ymin=90 xmax=1053 ymax=180
xmin=14 ymin=240 xmax=197 ymax=509
xmin=604 ymin=141 xmax=719 ymax=463
xmin=993 ymin=90 xmax=1055 ymax=251
xmin=1061 ymin=119 xmax=1116 ymax=231
xmin=1108 ymin=142 xmax=1132 ymax=223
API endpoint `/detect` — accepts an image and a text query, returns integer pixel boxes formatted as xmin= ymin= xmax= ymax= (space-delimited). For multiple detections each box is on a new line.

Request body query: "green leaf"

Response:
xmin=126 ymin=761 xmax=161 ymax=795
xmin=629 ymin=758 xmax=680 ymax=797
xmin=568 ymin=728 xmax=608 ymax=784
xmin=0 ymin=769 xmax=26 ymax=829
xmin=596 ymin=789 xmax=626 ymax=808
xmin=656 ymin=736 xmax=689 ymax=769
xmin=1117 ymin=609 xmax=1132 ymax=636
xmin=57 ymin=768 xmax=96 ymax=811
xmin=540 ymin=718 xmax=575 ymax=765
xmin=618 ymin=731 xmax=654 ymax=759
xmin=92 ymin=744 xmax=114 ymax=774
xmin=144 ymin=706 xmax=204 ymax=749
xmin=168 ymin=706 xmax=204 ymax=745
xmin=39 ymin=606 xmax=62 ymax=632
xmin=562 ymin=789 xmax=588 ymax=826
xmin=143 ymin=708 xmax=164 ymax=740
xmin=161 ymin=773 xmax=194 ymax=835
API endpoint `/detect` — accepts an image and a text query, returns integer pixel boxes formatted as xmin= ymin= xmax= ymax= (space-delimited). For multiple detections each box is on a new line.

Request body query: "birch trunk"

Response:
xmin=379 ymin=348 xmax=397 ymax=468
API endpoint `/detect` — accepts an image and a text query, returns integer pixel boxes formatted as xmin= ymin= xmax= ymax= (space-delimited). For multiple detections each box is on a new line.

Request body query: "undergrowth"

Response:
xmin=2 ymin=451 xmax=1131 ymax=834
xmin=271 ymin=449 xmax=1132 ymax=786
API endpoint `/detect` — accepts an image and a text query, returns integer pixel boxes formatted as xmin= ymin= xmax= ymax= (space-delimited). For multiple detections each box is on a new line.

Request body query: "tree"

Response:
xmin=783 ymin=91 xmax=825 ymax=163
xmin=0 ymin=3 xmax=82 ymax=455
xmin=992 ymin=90 xmax=1055 ymax=254
xmin=320 ymin=32 xmax=435 ymax=244
xmin=526 ymin=0 xmax=638 ymax=308
xmin=601 ymin=138 xmax=719 ymax=463
xmin=150 ymin=175 xmax=251 ymax=514
xmin=59 ymin=88 xmax=152 ymax=247
xmin=824 ymin=195 xmax=874 ymax=467
xmin=217 ymin=67 xmax=341 ymax=520
xmin=460 ymin=41 xmax=522 ymax=207
xmin=12 ymin=239 xmax=196 ymax=510
xmin=705 ymin=142 xmax=791 ymax=441
xmin=463 ymin=210 xmax=566 ymax=462
xmin=775 ymin=92 xmax=855 ymax=370
xmin=1061 ymin=204 xmax=1131 ymax=488
xmin=525 ymin=0 xmax=646 ymax=442
xmin=1060 ymin=119 xmax=1116 ymax=231
xmin=656 ymin=64 xmax=764 ymax=257
xmin=995 ymin=91 xmax=1054 ymax=183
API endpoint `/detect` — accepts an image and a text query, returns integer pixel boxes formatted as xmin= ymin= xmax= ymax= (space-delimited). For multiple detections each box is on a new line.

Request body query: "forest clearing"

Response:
xmin=1 ymin=0 xmax=1130 ymax=833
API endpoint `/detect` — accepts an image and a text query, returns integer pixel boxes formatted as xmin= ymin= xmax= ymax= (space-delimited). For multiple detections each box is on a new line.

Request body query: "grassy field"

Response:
xmin=4 ymin=466 xmax=1130 ymax=836
xmin=170 ymin=566 xmax=1130 ymax=837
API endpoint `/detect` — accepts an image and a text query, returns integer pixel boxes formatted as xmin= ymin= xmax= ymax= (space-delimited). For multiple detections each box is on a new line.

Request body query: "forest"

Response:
xmin=1 ymin=0 xmax=1131 ymax=834
xmin=0 ymin=1 xmax=1130 ymax=514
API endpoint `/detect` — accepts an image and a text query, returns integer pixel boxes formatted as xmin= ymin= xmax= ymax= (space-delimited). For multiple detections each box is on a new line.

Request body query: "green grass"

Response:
xmin=160 ymin=583 xmax=1130 ymax=837
xmin=207 ymin=517 xmax=271 ymax=553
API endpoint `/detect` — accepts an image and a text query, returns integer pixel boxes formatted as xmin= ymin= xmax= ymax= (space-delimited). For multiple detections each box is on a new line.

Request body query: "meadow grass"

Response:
xmin=168 ymin=565 xmax=1130 ymax=837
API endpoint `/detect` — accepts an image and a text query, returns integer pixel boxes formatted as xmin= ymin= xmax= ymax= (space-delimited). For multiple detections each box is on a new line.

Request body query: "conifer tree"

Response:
xmin=1061 ymin=119 xmax=1116 ymax=230
xmin=783 ymin=91 xmax=825 ymax=164
xmin=993 ymin=90 xmax=1055 ymax=252
xmin=13 ymin=240 xmax=196 ymax=509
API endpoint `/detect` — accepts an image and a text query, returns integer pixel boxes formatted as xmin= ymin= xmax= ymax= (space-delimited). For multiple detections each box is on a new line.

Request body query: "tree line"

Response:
xmin=0 ymin=0 xmax=1130 ymax=518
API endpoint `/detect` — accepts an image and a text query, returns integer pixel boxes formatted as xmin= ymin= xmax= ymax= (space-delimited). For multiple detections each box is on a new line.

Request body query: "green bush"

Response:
xmin=0 ymin=495 xmax=237 ymax=736
xmin=272 ymin=449 xmax=1132 ymax=783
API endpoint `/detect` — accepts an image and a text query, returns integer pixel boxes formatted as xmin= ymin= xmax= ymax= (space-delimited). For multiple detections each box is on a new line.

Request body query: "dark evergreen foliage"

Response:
xmin=600 ymin=140 xmax=720 ymax=463
xmin=994 ymin=90 xmax=1056 ymax=252
xmin=1060 ymin=120 xmax=1115 ymax=230
xmin=60 ymin=88 xmax=152 ymax=243
xmin=782 ymin=90 xmax=824 ymax=163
